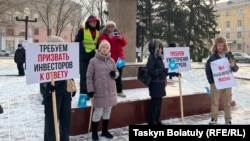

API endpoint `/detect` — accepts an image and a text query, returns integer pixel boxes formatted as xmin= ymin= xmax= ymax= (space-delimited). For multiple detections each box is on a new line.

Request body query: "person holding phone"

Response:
xmin=98 ymin=21 xmax=128 ymax=98
xmin=205 ymin=36 xmax=239 ymax=125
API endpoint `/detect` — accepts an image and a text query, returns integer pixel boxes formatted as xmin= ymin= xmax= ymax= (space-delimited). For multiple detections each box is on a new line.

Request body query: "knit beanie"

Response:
xmin=47 ymin=35 xmax=64 ymax=42
xmin=105 ymin=21 xmax=116 ymax=28
xmin=98 ymin=40 xmax=111 ymax=51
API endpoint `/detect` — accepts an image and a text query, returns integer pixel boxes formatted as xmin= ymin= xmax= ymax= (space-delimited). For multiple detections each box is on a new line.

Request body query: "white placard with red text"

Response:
xmin=163 ymin=47 xmax=191 ymax=72
xmin=26 ymin=42 xmax=79 ymax=84
xmin=210 ymin=58 xmax=236 ymax=89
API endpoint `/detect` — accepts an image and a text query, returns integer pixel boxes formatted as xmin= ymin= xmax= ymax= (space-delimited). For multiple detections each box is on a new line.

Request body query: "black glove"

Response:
xmin=167 ymin=72 xmax=181 ymax=79
xmin=167 ymin=73 xmax=173 ymax=79
xmin=173 ymin=72 xmax=181 ymax=77
xmin=72 ymin=92 xmax=76 ymax=97
xmin=109 ymin=70 xmax=116 ymax=78
xmin=87 ymin=92 xmax=95 ymax=98
xmin=49 ymin=85 xmax=56 ymax=92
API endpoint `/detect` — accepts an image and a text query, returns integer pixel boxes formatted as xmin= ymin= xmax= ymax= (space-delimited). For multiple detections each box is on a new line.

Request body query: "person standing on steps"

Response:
xmin=86 ymin=40 xmax=119 ymax=141
xmin=98 ymin=20 xmax=127 ymax=98
xmin=74 ymin=15 xmax=100 ymax=100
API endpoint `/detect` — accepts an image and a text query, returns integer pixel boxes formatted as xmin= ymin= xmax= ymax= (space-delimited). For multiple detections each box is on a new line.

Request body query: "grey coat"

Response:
xmin=86 ymin=52 xmax=119 ymax=107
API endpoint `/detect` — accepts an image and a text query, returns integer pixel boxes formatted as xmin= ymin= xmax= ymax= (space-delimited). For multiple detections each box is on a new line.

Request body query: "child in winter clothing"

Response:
xmin=86 ymin=39 xmax=119 ymax=141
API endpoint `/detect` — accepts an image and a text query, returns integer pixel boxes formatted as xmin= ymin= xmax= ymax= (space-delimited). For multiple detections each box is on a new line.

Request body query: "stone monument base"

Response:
xmin=69 ymin=78 xmax=235 ymax=136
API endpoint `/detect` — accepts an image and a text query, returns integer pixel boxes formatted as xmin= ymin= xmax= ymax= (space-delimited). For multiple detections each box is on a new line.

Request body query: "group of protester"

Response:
xmin=40 ymin=15 xmax=128 ymax=141
xmin=12 ymin=14 xmax=238 ymax=141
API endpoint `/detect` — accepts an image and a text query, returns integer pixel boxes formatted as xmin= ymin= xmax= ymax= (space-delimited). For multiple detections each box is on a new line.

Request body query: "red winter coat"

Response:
xmin=98 ymin=29 xmax=127 ymax=62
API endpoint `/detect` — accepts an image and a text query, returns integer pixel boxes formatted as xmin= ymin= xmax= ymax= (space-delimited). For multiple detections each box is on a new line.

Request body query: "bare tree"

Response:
xmin=31 ymin=0 xmax=82 ymax=36
xmin=0 ymin=0 xmax=30 ymax=25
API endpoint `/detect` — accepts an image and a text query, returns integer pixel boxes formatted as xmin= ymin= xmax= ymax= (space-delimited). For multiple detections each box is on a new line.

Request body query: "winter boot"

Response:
xmin=209 ymin=118 xmax=217 ymax=125
xmin=92 ymin=121 xmax=99 ymax=141
xmin=101 ymin=119 xmax=113 ymax=139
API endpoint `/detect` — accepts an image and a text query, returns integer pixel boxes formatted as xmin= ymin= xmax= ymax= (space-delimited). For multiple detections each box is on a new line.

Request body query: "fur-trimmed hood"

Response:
xmin=148 ymin=39 xmax=162 ymax=58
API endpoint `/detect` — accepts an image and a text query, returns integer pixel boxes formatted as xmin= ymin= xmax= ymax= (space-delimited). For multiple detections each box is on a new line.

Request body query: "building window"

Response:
xmin=6 ymin=14 xmax=12 ymax=21
xmin=226 ymin=33 xmax=230 ymax=39
xmin=34 ymin=39 xmax=39 ymax=42
xmin=237 ymin=32 xmax=242 ymax=38
xmin=237 ymin=20 xmax=242 ymax=28
xmin=238 ymin=8 xmax=243 ymax=15
xmin=226 ymin=21 xmax=230 ymax=28
xmin=34 ymin=28 xmax=39 ymax=35
xmin=226 ymin=10 xmax=230 ymax=16
xmin=6 ymin=40 xmax=14 ymax=52
xmin=19 ymin=32 xmax=25 ymax=36
xmin=237 ymin=44 xmax=242 ymax=50
xmin=6 ymin=29 xmax=14 ymax=36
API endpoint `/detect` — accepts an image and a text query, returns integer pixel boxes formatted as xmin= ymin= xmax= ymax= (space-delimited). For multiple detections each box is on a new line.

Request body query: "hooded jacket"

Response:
xmin=146 ymin=39 xmax=166 ymax=98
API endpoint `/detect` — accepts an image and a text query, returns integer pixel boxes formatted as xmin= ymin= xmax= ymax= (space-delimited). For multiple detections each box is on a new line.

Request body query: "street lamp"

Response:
xmin=16 ymin=16 xmax=37 ymax=40
xmin=213 ymin=27 xmax=220 ymax=38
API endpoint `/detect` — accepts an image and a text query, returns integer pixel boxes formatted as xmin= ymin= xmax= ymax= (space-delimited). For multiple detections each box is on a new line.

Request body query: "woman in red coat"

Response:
xmin=98 ymin=21 xmax=128 ymax=97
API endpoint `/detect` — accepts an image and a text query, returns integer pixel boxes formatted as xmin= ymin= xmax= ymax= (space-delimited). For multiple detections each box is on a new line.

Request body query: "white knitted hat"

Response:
xmin=47 ymin=35 xmax=64 ymax=42
xmin=98 ymin=40 xmax=111 ymax=51
xmin=105 ymin=21 xmax=116 ymax=28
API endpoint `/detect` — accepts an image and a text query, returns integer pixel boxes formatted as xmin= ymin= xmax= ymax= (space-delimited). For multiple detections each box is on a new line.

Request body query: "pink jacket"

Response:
xmin=86 ymin=52 xmax=119 ymax=107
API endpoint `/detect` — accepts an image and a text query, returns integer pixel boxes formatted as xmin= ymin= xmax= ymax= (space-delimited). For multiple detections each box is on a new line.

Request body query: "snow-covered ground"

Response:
xmin=1 ymin=57 xmax=250 ymax=141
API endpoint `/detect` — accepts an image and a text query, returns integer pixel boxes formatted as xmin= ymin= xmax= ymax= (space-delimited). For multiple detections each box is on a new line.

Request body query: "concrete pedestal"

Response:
xmin=106 ymin=0 xmax=137 ymax=63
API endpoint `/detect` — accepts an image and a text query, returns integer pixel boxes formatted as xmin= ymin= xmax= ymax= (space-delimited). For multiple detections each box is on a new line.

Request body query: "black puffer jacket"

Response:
xmin=14 ymin=48 xmax=25 ymax=64
xmin=146 ymin=39 xmax=166 ymax=98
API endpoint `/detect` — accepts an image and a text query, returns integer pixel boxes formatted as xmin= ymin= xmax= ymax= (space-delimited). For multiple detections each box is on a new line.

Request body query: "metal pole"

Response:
xmin=242 ymin=13 xmax=245 ymax=53
xmin=25 ymin=16 xmax=28 ymax=40
xmin=16 ymin=16 xmax=37 ymax=41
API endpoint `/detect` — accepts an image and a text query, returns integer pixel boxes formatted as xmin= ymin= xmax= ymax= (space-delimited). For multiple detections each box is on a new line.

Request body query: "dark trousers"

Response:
xmin=80 ymin=62 xmax=88 ymax=94
xmin=148 ymin=97 xmax=162 ymax=125
xmin=17 ymin=63 xmax=25 ymax=75
xmin=44 ymin=94 xmax=72 ymax=141
xmin=116 ymin=67 xmax=123 ymax=93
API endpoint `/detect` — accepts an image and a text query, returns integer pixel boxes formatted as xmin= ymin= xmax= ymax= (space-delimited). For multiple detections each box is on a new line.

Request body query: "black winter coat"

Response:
xmin=14 ymin=48 xmax=25 ymax=64
xmin=146 ymin=40 xmax=166 ymax=98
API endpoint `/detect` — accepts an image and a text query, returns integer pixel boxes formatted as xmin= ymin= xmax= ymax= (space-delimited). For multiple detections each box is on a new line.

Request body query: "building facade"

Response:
xmin=0 ymin=0 xmax=81 ymax=53
xmin=216 ymin=0 xmax=250 ymax=54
